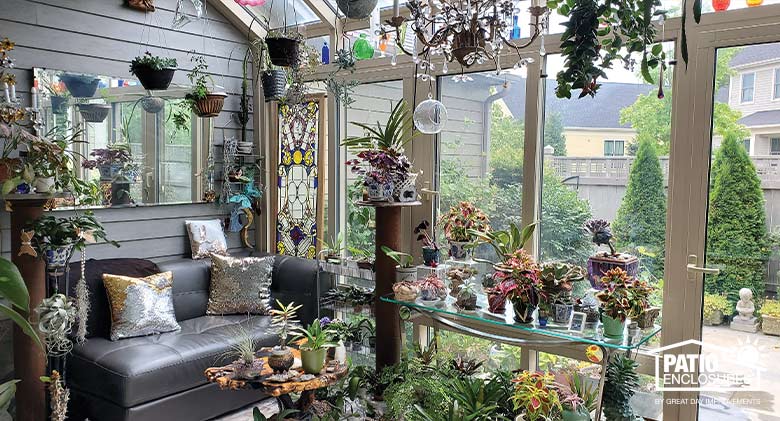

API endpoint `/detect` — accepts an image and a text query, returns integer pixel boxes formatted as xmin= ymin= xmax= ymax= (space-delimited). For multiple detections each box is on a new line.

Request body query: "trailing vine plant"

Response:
xmin=548 ymin=0 xmax=668 ymax=98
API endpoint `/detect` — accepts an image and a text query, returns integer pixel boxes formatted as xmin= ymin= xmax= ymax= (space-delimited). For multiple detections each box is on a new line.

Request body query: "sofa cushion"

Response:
xmin=67 ymin=315 xmax=277 ymax=408
xmin=157 ymin=259 xmax=212 ymax=322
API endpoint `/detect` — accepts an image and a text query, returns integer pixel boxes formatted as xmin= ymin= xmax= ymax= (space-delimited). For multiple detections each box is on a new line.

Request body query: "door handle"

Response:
xmin=687 ymin=254 xmax=720 ymax=279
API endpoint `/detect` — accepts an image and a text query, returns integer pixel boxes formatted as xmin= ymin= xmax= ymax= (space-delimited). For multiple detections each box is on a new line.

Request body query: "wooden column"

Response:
xmin=361 ymin=201 xmax=421 ymax=372
xmin=8 ymin=196 xmax=49 ymax=421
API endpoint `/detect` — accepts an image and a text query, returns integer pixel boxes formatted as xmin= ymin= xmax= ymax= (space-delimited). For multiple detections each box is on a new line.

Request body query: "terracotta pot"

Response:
xmin=267 ymin=347 xmax=294 ymax=373
xmin=300 ymin=348 xmax=327 ymax=374
xmin=193 ymin=93 xmax=228 ymax=118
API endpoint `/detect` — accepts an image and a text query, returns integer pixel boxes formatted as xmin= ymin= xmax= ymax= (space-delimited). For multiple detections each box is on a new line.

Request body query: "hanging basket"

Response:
xmin=193 ymin=92 xmax=228 ymax=118
xmin=261 ymin=69 xmax=287 ymax=102
xmin=50 ymin=96 xmax=69 ymax=114
xmin=265 ymin=37 xmax=301 ymax=68
xmin=133 ymin=66 xmax=176 ymax=91
xmin=336 ymin=0 xmax=379 ymax=19
xmin=60 ymin=73 xmax=100 ymax=98
xmin=78 ymin=104 xmax=110 ymax=123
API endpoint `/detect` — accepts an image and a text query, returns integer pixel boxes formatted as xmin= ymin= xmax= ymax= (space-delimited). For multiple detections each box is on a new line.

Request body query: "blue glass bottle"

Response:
xmin=511 ymin=15 xmax=521 ymax=40
xmin=322 ymin=41 xmax=330 ymax=64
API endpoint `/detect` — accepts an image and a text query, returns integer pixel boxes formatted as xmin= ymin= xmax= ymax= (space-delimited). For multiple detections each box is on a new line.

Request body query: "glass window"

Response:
xmin=744 ymin=138 xmax=752 ymax=153
xmin=604 ymin=140 xmax=625 ymax=156
xmin=741 ymin=72 xmax=755 ymax=103
xmin=772 ymin=137 xmax=780 ymax=155
xmin=245 ymin=1 xmax=321 ymax=28
xmin=774 ymin=68 xmax=780 ymax=100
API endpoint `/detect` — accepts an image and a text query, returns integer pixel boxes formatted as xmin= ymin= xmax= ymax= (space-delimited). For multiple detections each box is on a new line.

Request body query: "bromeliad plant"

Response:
xmin=595 ymin=267 xmax=654 ymax=322
xmin=440 ymin=201 xmax=491 ymax=243
xmin=511 ymin=371 xmax=562 ymax=421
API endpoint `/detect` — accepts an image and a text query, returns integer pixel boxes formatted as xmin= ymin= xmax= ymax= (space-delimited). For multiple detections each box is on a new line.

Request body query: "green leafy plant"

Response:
xmin=341 ymin=100 xmax=415 ymax=152
xmin=26 ymin=211 xmax=118 ymax=254
xmin=703 ymin=293 xmax=731 ymax=320
xmin=320 ymin=232 xmax=345 ymax=259
xmin=510 ymin=371 xmax=562 ymax=421
xmin=440 ymin=201 xmax=491 ymax=243
xmin=539 ymin=262 xmax=588 ymax=304
xmin=595 ymin=268 xmax=655 ymax=322
xmin=381 ymin=245 xmax=414 ymax=268
xmin=129 ymin=52 xmax=177 ymax=74
xmin=567 ymin=371 xmax=598 ymax=413
xmin=470 ymin=221 xmax=536 ymax=263
xmin=269 ymin=300 xmax=302 ymax=349
xmin=185 ymin=53 xmax=212 ymax=102
xmin=602 ymin=353 xmax=640 ymax=421
xmin=253 ymin=407 xmax=298 ymax=421
xmin=293 ymin=319 xmax=336 ymax=351
xmin=759 ymin=299 xmax=780 ymax=318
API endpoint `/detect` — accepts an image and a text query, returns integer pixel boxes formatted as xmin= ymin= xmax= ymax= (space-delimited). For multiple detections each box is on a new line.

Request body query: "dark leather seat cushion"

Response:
xmin=67 ymin=315 xmax=278 ymax=408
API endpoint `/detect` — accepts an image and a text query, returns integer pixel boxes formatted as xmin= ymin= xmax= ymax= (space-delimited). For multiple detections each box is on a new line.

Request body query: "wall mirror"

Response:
xmin=32 ymin=67 xmax=213 ymax=207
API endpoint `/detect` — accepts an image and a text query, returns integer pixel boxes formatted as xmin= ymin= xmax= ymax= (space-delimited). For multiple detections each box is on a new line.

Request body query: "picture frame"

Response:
xmin=568 ymin=311 xmax=587 ymax=333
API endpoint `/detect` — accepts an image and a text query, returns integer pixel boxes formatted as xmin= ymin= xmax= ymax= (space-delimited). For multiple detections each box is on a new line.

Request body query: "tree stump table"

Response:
xmin=204 ymin=348 xmax=348 ymax=419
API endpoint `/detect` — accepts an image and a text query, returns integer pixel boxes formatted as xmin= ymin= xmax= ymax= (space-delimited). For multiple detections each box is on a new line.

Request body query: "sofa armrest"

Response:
xmin=267 ymin=255 xmax=329 ymax=326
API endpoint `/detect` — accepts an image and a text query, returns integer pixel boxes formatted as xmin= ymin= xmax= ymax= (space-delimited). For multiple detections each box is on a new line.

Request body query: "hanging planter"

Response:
xmin=261 ymin=69 xmax=287 ymax=102
xmin=59 ymin=73 xmax=100 ymax=98
xmin=78 ymin=104 xmax=110 ymax=123
xmin=131 ymin=53 xmax=178 ymax=90
xmin=192 ymin=92 xmax=228 ymax=118
xmin=50 ymin=95 xmax=69 ymax=114
xmin=265 ymin=37 xmax=301 ymax=67
xmin=336 ymin=0 xmax=379 ymax=19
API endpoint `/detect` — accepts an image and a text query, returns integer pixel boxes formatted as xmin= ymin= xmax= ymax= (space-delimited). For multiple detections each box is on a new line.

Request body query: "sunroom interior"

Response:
xmin=1 ymin=0 xmax=779 ymax=420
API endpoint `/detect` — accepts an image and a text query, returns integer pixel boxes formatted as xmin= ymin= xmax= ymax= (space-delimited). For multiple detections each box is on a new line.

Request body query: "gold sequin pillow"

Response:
xmin=103 ymin=272 xmax=181 ymax=341
xmin=207 ymin=254 xmax=274 ymax=315
xmin=185 ymin=219 xmax=228 ymax=259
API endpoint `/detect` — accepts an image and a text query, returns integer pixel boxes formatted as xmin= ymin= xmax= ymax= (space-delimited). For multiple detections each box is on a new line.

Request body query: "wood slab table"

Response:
xmin=204 ymin=348 xmax=348 ymax=419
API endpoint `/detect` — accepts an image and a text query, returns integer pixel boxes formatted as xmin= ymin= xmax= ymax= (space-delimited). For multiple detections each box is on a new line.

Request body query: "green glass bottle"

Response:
xmin=353 ymin=33 xmax=375 ymax=60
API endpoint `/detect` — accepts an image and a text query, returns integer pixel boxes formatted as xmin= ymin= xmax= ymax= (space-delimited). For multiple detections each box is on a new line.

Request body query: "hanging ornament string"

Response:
xmin=657 ymin=15 xmax=666 ymax=100
xmin=75 ymin=247 xmax=90 ymax=344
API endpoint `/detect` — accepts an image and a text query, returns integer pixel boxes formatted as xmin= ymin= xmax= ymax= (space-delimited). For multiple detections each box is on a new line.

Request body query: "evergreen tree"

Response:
xmin=544 ymin=112 xmax=567 ymax=156
xmin=540 ymin=167 xmax=593 ymax=264
xmin=612 ymin=138 xmax=667 ymax=276
xmin=706 ymin=135 xmax=769 ymax=305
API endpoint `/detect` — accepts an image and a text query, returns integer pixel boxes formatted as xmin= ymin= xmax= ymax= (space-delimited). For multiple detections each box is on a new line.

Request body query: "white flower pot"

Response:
xmin=34 ymin=177 xmax=55 ymax=193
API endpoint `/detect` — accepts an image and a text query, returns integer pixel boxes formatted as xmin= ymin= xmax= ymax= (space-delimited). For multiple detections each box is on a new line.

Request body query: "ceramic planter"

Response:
xmin=553 ymin=303 xmax=574 ymax=324
xmin=33 ymin=177 xmax=55 ymax=193
xmin=538 ymin=309 xmax=549 ymax=327
xmin=703 ymin=310 xmax=724 ymax=326
xmin=422 ymin=246 xmax=439 ymax=266
xmin=336 ymin=0 xmax=379 ymax=19
xmin=448 ymin=240 xmax=470 ymax=260
xmin=45 ymin=244 xmax=75 ymax=271
xmin=265 ymin=37 xmax=301 ymax=67
xmin=587 ymin=253 xmax=639 ymax=289
xmin=366 ymin=178 xmax=393 ymax=201
xmin=327 ymin=341 xmax=348 ymax=364
xmin=487 ymin=292 xmax=506 ymax=314
xmin=193 ymin=92 xmax=228 ymax=118
xmin=133 ymin=67 xmax=176 ymax=91
xmin=301 ymin=348 xmax=327 ymax=374
xmin=78 ymin=103 xmax=110 ymax=123
xmin=98 ymin=164 xmax=122 ymax=181
xmin=60 ymin=73 xmax=100 ymax=98
xmin=762 ymin=315 xmax=780 ymax=336
xmin=393 ymin=173 xmax=418 ymax=202
xmin=601 ymin=313 xmax=625 ymax=340
xmin=419 ymin=287 xmax=443 ymax=302
xmin=512 ymin=300 xmax=536 ymax=324
xmin=50 ymin=95 xmax=69 ymax=114
xmin=395 ymin=266 xmax=417 ymax=283
xmin=562 ymin=408 xmax=591 ymax=421
xmin=267 ymin=347 xmax=295 ymax=373
xmin=261 ymin=69 xmax=287 ymax=102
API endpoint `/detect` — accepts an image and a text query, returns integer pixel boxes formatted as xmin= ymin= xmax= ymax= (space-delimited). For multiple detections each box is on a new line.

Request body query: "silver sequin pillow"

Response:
xmin=103 ymin=272 xmax=181 ymax=341
xmin=207 ymin=254 xmax=274 ymax=315
xmin=185 ymin=219 xmax=228 ymax=259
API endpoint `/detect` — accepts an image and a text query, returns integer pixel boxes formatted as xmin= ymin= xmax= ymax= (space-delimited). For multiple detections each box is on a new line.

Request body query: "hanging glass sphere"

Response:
xmin=413 ymin=98 xmax=448 ymax=134
xmin=141 ymin=96 xmax=165 ymax=114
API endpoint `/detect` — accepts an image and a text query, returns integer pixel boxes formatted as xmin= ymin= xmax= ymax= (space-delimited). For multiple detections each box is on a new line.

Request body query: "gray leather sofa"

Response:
xmin=64 ymin=254 xmax=325 ymax=421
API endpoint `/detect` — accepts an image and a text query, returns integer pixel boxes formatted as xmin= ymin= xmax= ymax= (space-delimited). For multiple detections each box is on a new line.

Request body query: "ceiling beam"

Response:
xmin=301 ymin=0 xmax=337 ymax=28
xmin=208 ymin=0 xmax=267 ymax=38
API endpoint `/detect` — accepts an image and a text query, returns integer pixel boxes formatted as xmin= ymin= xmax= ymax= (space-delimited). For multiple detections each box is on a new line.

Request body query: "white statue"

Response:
xmin=731 ymin=287 xmax=759 ymax=333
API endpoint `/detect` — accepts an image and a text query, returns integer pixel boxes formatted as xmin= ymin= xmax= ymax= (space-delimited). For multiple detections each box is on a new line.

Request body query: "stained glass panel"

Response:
xmin=275 ymin=99 xmax=322 ymax=258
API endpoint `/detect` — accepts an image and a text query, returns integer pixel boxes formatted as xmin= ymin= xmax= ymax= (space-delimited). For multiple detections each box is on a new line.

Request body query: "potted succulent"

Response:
xmin=342 ymin=100 xmax=415 ymax=203
xmin=414 ymin=220 xmax=440 ymax=266
xmin=265 ymin=29 xmax=303 ymax=68
xmin=184 ymin=54 xmax=227 ymax=118
xmin=511 ymin=371 xmax=562 ymax=421
xmin=130 ymin=52 xmax=178 ymax=91
xmin=223 ymin=328 xmax=264 ymax=379
xmin=446 ymin=266 xmax=477 ymax=297
xmin=759 ymin=299 xmax=780 ymax=336
xmin=703 ymin=293 xmax=731 ymax=326
xmin=602 ymin=354 xmax=640 ymax=421
xmin=293 ymin=319 xmax=336 ymax=374
xmin=268 ymin=300 xmax=302 ymax=373
xmin=415 ymin=274 xmax=446 ymax=303
xmin=595 ymin=268 xmax=655 ymax=340
xmin=555 ymin=371 xmax=596 ymax=421
xmin=440 ymin=201 xmax=491 ymax=260
xmin=539 ymin=262 xmax=588 ymax=324
xmin=26 ymin=211 xmax=118 ymax=270
xmin=492 ymin=249 xmax=544 ymax=323
xmin=584 ymin=219 xmax=639 ymax=289
xmin=455 ymin=282 xmax=479 ymax=311
xmin=59 ymin=73 xmax=100 ymax=98
xmin=81 ymin=144 xmax=133 ymax=181
xmin=381 ymin=245 xmax=416 ymax=283
xmin=392 ymin=280 xmax=419 ymax=301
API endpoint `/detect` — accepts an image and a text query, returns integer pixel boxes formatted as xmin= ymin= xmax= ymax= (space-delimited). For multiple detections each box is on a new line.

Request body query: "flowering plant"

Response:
xmin=491 ymin=250 xmax=544 ymax=306
xmin=439 ymin=201 xmax=490 ymax=242
xmin=345 ymin=148 xmax=410 ymax=185
xmin=415 ymin=274 xmax=446 ymax=300
xmin=81 ymin=144 xmax=133 ymax=169
xmin=595 ymin=268 xmax=654 ymax=322
xmin=511 ymin=371 xmax=562 ymax=421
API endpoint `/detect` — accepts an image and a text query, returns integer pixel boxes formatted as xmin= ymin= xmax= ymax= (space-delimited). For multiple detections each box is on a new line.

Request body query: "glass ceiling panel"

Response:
xmin=246 ymin=0 xmax=320 ymax=28
xmin=328 ymin=0 xmax=396 ymax=12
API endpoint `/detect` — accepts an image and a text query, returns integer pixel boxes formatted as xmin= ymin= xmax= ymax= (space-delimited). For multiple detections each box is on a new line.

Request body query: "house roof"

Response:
xmin=730 ymin=43 xmax=780 ymax=67
xmin=738 ymin=109 xmax=780 ymax=127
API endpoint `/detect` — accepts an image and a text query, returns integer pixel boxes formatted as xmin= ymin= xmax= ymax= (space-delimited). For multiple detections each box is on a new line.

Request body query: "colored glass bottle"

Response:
xmin=321 ymin=41 xmax=330 ymax=64
xmin=746 ymin=0 xmax=762 ymax=7
xmin=511 ymin=15 xmax=521 ymax=40
xmin=712 ymin=0 xmax=730 ymax=10
xmin=353 ymin=33 xmax=375 ymax=60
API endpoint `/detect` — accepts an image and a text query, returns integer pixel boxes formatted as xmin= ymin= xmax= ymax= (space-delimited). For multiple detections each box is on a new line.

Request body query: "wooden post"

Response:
xmin=374 ymin=205 xmax=402 ymax=371
xmin=8 ymin=196 xmax=49 ymax=421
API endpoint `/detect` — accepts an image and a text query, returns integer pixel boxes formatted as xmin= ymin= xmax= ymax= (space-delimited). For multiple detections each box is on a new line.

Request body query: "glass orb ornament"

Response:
xmin=712 ymin=0 xmax=730 ymax=11
xmin=413 ymin=97 xmax=448 ymax=134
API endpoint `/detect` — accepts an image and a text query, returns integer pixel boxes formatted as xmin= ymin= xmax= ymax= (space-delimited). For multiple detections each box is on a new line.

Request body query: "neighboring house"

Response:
xmin=727 ymin=43 xmax=780 ymax=155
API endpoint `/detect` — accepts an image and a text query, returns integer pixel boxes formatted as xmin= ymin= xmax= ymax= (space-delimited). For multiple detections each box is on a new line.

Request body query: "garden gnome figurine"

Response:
xmin=731 ymin=288 xmax=759 ymax=333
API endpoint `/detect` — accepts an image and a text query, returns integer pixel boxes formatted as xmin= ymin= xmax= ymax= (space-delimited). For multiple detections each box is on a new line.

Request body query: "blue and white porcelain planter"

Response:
xmin=98 ymin=164 xmax=122 ymax=181
xmin=366 ymin=179 xmax=393 ymax=201
xmin=45 ymin=244 xmax=75 ymax=274
xmin=448 ymin=240 xmax=470 ymax=260
xmin=553 ymin=303 xmax=574 ymax=324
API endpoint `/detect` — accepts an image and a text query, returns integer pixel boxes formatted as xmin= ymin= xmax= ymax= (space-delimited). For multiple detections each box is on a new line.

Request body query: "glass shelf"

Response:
xmin=381 ymin=294 xmax=661 ymax=351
